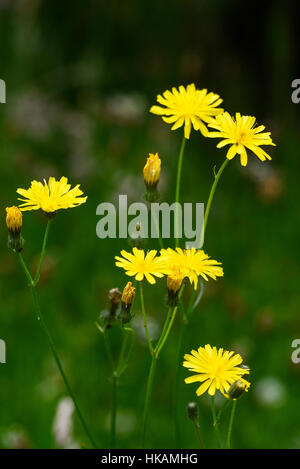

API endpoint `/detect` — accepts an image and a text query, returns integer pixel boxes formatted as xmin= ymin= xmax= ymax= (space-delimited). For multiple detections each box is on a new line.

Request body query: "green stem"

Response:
xmin=175 ymin=135 xmax=186 ymax=247
xmin=142 ymin=355 xmax=157 ymax=448
xmin=194 ymin=420 xmax=205 ymax=449
xmin=34 ymin=219 xmax=51 ymax=285
xmin=111 ymin=374 xmax=118 ymax=449
xmin=155 ymin=307 xmax=173 ymax=353
xmin=200 ymin=158 xmax=229 ymax=248
xmin=155 ymin=305 xmax=178 ymax=357
xmin=103 ymin=328 xmax=115 ymax=371
xmin=18 ymin=254 xmax=97 ymax=449
xmin=174 ymin=318 xmax=186 ymax=448
xmin=210 ymin=395 xmax=222 ymax=449
xmin=226 ymin=399 xmax=237 ymax=449
xmin=141 ymin=285 xmax=184 ymax=448
xmin=139 ymin=282 xmax=153 ymax=355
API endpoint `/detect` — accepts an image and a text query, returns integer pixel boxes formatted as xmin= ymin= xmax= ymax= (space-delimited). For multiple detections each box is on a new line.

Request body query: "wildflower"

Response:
xmin=160 ymin=248 xmax=223 ymax=290
xmin=6 ymin=206 xmax=24 ymax=252
xmin=118 ymin=282 xmax=136 ymax=325
xmin=17 ymin=177 xmax=87 ymax=213
xmin=208 ymin=112 xmax=275 ymax=166
xmin=183 ymin=344 xmax=250 ymax=397
xmin=115 ymin=247 xmax=164 ymax=284
xmin=143 ymin=153 xmax=161 ymax=188
xmin=6 ymin=206 xmax=22 ymax=236
xmin=150 ymin=84 xmax=223 ymax=139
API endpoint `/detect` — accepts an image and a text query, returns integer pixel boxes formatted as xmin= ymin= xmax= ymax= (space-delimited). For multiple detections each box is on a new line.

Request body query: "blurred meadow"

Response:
xmin=0 ymin=0 xmax=300 ymax=449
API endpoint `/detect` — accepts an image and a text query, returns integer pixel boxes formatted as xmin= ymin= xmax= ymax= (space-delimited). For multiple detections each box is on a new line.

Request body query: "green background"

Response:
xmin=0 ymin=0 xmax=299 ymax=449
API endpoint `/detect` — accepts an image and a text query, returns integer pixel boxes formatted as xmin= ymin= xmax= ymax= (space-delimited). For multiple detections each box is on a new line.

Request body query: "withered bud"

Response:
xmin=187 ymin=402 xmax=198 ymax=421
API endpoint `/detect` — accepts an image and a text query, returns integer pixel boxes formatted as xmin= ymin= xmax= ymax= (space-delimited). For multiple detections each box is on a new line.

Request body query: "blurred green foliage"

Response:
xmin=0 ymin=0 xmax=300 ymax=449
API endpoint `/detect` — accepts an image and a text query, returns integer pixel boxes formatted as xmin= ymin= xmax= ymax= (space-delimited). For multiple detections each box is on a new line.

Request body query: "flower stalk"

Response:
xmin=210 ymin=395 xmax=222 ymax=449
xmin=226 ymin=399 xmax=237 ymax=449
xmin=17 ymin=227 xmax=97 ymax=449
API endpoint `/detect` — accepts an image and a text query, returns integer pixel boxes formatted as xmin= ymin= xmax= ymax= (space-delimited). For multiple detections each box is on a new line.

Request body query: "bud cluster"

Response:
xmin=99 ymin=282 xmax=136 ymax=328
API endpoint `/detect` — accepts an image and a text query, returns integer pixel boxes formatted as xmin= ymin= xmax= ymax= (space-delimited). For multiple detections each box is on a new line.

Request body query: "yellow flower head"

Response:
xmin=160 ymin=248 xmax=223 ymax=290
xmin=121 ymin=281 xmax=136 ymax=306
xmin=115 ymin=247 xmax=165 ymax=284
xmin=6 ymin=206 xmax=23 ymax=235
xmin=143 ymin=153 xmax=161 ymax=187
xmin=183 ymin=344 xmax=250 ymax=397
xmin=208 ymin=112 xmax=276 ymax=166
xmin=17 ymin=177 xmax=87 ymax=213
xmin=150 ymin=84 xmax=223 ymax=139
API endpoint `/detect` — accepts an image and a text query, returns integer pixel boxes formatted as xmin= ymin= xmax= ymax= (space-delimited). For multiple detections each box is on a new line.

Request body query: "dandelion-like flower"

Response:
xmin=208 ymin=112 xmax=275 ymax=166
xmin=115 ymin=247 xmax=165 ymax=284
xmin=17 ymin=177 xmax=87 ymax=213
xmin=183 ymin=344 xmax=250 ymax=397
xmin=160 ymin=248 xmax=223 ymax=290
xmin=150 ymin=84 xmax=223 ymax=139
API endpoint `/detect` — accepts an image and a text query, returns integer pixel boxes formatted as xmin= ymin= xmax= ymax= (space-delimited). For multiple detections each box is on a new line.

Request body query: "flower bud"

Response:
xmin=128 ymin=222 xmax=147 ymax=249
xmin=108 ymin=288 xmax=122 ymax=315
xmin=121 ymin=282 xmax=135 ymax=307
xmin=187 ymin=402 xmax=198 ymax=421
xmin=6 ymin=206 xmax=24 ymax=252
xmin=6 ymin=206 xmax=22 ymax=236
xmin=228 ymin=379 xmax=250 ymax=400
xmin=167 ymin=269 xmax=184 ymax=306
xmin=118 ymin=282 xmax=135 ymax=325
xmin=143 ymin=153 xmax=161 ymax=202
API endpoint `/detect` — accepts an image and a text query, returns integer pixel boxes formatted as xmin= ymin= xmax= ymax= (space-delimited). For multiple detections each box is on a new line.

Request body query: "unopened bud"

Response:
xmin=6 ymin=206 xmax=22 ymax=235
xmin=228 ymin=379 xmax=250 ymax=400
xmin=118 ymin=282 xmax=135 ymax=325
xmin=121 ymin=282 xmax=135 ymax=307
xmin=6 ymin=206 xmax=24 ymax=252
xmin=187 ymin=402 xmax=198 ymax=421
xmin=128 ymin=223 xmax=147 ymax=249
xmin=108 ymin=288 xmax=122 ymax=315
xmin=167 ymin=270 xmax=184 ymax=306
xmin=143 ymin=153 xmax=161 ymax=202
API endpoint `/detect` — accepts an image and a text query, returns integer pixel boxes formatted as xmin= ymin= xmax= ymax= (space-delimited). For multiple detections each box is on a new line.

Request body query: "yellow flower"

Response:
xmin=17 ymin=177 xmax=87 ymax=213
xmin=143 ymin=153 xmax=161 ymax=187
xmin=160 ymin=248 xmax=223 ymax=290
xmin=6 ymin=206 xmax=22 ymax=235
xmin=208 ymin=112 xmax=275 ymax=166
xmin=150 ymin=83 xmax=223 ymax=139
xmin=183 ymin=344 xmax=250 ymax=397
xmin=115 ymin=247 xmax=165 ymax=284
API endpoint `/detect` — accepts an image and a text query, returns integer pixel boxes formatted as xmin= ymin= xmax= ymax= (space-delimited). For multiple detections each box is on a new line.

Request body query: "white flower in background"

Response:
xmin=104 ymin=93 xmax=146 ymax=124
xmin=254 ymin=376 xmax=286 ymax=407
xmin=53 ymin=397 xmax=79 ymax=448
